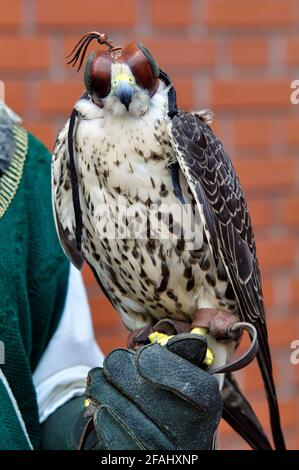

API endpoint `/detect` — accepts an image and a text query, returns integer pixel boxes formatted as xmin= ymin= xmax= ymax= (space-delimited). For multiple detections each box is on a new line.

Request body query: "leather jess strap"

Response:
xmin=191 ymin=308 xmax=259 ymax=375
xmin=207 ymin=321 xmax=258 ymax=375
xmin=127 ymin=310 xmax=259 ymax=376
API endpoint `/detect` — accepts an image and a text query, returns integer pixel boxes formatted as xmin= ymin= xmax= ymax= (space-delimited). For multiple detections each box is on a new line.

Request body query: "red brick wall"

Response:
xmin=1 ymin=0 xmax=298 ymax=450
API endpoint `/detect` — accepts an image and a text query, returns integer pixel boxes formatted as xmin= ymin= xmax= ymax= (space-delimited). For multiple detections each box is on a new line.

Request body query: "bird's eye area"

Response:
xmin=123 ymin=44 xmax=159 ymax=96
xmin=84 ymin=51 xmax=112 ymax=102
xmin=83 ymin=44 xmax=160 ymax=103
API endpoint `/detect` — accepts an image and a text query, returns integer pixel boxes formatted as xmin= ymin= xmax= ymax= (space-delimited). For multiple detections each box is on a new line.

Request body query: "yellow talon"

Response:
xmin=191 ymin=327 xmax=214 ymax=367
xmin=191 ymin=327 xmax=208 ymax=336
xmin=84 ymin=398 xmax=91 ymax=408
xmin=148 ymin=331 xmax=174 ymax=346
xmin=203 ymin=348 xmax=214 ymax=366
xmin=149 ymin=328 xmax=214 ymax=366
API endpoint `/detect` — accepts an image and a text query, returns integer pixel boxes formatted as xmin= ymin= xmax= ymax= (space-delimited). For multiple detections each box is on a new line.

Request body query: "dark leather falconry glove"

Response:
xmin=42 ymin=335 xmax=222 ymax=450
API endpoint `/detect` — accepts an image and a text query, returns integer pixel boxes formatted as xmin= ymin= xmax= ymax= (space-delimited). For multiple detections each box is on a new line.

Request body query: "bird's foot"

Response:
xmin=190 ymin=327 xmax=214 ymax=366
xmin=192 ymin=310 xmax=259 ymax=375
xmin=148 ymin=327 xmax=214 ymax=367
xmin=192 ymin=309 xmax=242 ymax=343
xmin=128 ymin=312 xmax=257 ymax=375
xmin=147 ymin=309 xmax=242 ymax=369
xmin=148 ymin=331 xmax=174 ymax=346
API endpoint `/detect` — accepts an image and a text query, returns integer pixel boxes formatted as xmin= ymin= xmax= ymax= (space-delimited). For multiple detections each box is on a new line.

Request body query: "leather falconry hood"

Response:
xmin=67 ymin=32 xmax=162 ymax=105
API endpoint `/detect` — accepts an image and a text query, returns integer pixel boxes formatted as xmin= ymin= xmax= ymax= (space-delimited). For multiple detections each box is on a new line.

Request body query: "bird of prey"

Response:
xmin=52 ymin=32 xmax=285 ymax=450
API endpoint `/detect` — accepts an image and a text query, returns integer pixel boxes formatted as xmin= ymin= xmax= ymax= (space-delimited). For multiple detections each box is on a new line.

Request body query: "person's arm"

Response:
xmin=0 ymin=103 xmax=103 ymax=449
xmin=33 ymin=264 xmax=104 ymax=424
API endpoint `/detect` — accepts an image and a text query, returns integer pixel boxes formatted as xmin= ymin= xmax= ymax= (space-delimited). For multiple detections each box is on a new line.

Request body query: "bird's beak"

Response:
xmin=113 ymin=73 xmax=134 ymax=111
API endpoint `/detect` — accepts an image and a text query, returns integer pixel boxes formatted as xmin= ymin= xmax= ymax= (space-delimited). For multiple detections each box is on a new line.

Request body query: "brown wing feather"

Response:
xmin=54 ymin=206 xmax=84 ymax=270
xmin=169 ymin=111 xmax=262 ymax=322
xmin=169 ymin=110 xmax=285 ymax=450
xmin=223 ymin=373 xmax=272 ymax=450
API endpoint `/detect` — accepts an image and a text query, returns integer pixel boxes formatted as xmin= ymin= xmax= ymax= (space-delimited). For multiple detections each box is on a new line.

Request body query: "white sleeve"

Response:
xmin=33 ymin=264 xmax=104 ymax=423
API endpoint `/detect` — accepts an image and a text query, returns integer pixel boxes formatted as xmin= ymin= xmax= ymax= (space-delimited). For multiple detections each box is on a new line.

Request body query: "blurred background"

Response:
xmin=1 ymin=0 xmax=299 ymax=450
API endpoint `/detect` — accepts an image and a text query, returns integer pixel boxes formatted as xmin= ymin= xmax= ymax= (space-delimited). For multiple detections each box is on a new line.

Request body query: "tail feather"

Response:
xmin=256 ymin=323 xmax=286 ymax=450
xmin=222 ymin=373 xmax=272 ymax=450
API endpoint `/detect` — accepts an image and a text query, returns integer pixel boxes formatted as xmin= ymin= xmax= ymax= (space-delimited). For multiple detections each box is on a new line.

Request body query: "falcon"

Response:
xmin=52 ymin=32 xmax=285 ymax=450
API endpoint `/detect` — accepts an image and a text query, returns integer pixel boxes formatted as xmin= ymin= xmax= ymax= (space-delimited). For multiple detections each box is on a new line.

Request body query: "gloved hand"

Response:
xmin=71 ymin=334 xmax=222 ymax=450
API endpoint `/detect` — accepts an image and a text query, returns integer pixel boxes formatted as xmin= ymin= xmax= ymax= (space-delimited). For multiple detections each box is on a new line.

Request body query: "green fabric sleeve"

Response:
xmin=0 ymin=128 xmax=70 ymax=449
xmin=0 ymin=371 xmax=32 ymax=450
xmin=41 ymin=396 xmax=84 ymax=450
